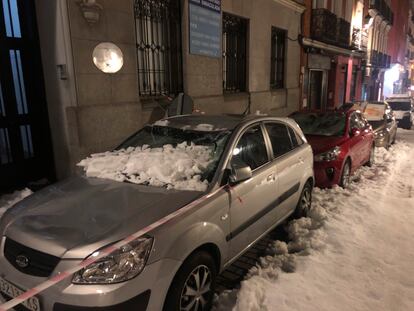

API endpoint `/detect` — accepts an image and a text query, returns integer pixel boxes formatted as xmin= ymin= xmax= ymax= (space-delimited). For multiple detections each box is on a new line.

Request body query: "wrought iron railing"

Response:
xmin=134 ymin=0 xmax=183 ymax=97
xmin=368 ymin=50 xmax=391 ymax=68
xmin=351 ymin=27 xmax=368 ymax=51
xmin=337 ymin=18 xmax=350 ymax=48
xmin=369 ymin=0 xmax=393 ymax=25
xmin=311 ymin=8 xmax=337 ymax=45
xmin=222 ymin=13 xmax=248 ymax=93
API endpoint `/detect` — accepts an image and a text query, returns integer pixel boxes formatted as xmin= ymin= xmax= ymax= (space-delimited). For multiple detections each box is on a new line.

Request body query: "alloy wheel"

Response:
xmin=300 ymin=186 xmax=312 ymax=216
xmin=180 ymin=265 xmax=212 ymax=311
xmin=341 ymin=162 xmax=351 ymax=188
xmin=369 ymin=146 xmax=375 ymax=165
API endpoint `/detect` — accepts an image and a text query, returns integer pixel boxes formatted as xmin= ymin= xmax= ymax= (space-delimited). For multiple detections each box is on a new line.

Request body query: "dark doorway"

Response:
xmin=0 ymin=0 xmax=54 ymax=192
xmin=308 ymin=70 xmax=326 ymax=110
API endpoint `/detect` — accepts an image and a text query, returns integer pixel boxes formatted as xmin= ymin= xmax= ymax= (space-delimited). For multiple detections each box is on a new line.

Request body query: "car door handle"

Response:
xmin=298 ymin=157 xmax=304 ymax=163
xmin=221 ymin=213 xmax=228 ymax=221
xmin=267 ymin=174 xmax=274 ymax=182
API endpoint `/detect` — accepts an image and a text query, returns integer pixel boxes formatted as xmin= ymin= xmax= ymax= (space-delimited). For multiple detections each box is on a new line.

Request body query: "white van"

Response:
xmin=385 ymin=94 xmax=414 ymax=129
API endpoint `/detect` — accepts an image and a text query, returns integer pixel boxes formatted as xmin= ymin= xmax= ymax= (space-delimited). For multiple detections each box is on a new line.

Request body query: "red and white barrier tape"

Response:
xmin=0 ymin=184 xmax=243 ymax=311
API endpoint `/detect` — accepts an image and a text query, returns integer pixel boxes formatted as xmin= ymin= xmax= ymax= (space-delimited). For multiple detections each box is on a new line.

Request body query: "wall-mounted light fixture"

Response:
xmin=78 ymin=0 xmax=103 ymax=24
xmin=92 ymin=42 xmax=124 ymax=73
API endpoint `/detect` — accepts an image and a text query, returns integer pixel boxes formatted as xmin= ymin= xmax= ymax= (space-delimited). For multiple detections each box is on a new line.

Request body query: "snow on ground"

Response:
xmin=78 ymin=142 xmax=213 ymax=191
xmin=215 ymin=129 xmax=414 ymax=311
xmin=0 ymin=188 xmax=32 ymax=219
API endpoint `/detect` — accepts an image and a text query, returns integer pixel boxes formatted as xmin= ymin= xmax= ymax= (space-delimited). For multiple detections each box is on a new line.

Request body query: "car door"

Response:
xmin=385 ymin=111 xmax=397 ymax=142
xmin=227 ymin=123 xmax=279 ymax=259
xmin=263 ymin=122 xmax=305 ymax=219
xmin=357 ymin=112 xmax=373 ymax=162
xmin=348 ymin=112 xmax=365 ymax=168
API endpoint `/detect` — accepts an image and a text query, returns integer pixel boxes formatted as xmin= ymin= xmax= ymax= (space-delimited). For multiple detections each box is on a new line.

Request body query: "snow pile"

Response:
xmin=78 ymin=142 xmax=214 ymax=191
xmin=0 ymin=188 xmax=32 ymax=219
xmin=215 ymin=129 xmax=414 ymax=311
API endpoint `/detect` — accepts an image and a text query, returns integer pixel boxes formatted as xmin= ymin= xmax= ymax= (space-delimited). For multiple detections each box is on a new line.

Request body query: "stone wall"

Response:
xmin=66 ymin=0 xmax=142 ymax=165
xmin=182 ymin=0 xmax=304 ymax=116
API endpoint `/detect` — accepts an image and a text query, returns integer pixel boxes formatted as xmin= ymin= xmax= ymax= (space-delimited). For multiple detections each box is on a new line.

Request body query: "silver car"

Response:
xmin=0 ymin=115 xmax=314 ymax=311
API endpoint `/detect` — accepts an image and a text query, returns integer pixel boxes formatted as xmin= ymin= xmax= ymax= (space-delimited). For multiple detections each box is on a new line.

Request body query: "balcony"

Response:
xmin=369 ymin=50 xmax=391 ymax=68
xmin=369 ymin=0 xmax=393 ymax=25
xmin=311 ymin=8 xmax=337 ymax=45
xmin=351 ymin=27 xmax=368 ymax=51
xmin=337 ymin=18 xmax=350 ymax=48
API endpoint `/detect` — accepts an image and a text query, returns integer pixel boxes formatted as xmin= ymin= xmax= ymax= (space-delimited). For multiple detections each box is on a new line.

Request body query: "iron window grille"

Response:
xmin=270 ymin=27 xmax=286 ymax=89
xmin=222 ymin=13 xmax=247 ymax=93
xmin=134 ymin=0 xmax=183 ymax=97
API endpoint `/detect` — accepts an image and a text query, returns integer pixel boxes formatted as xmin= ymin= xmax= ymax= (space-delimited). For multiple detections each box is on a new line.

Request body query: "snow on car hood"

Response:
xmin=0 ymin=176 xmax=202 ymax=259
xmin=77 ymin=142 xmax=213 ymax=192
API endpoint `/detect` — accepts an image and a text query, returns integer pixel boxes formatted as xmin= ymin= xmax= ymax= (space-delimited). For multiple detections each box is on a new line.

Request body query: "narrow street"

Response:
xmin=214 ymin=129 xmax=414 ymax=311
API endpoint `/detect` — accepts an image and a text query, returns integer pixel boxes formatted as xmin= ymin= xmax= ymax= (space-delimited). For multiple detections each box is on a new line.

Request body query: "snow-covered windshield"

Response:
xmin=291 ymin=112 xmax=346 ymax=137
xmin=388 ymin=102 xmax=411 ymax=111
xmin=78 ymin=126 xmax=231 ymax=191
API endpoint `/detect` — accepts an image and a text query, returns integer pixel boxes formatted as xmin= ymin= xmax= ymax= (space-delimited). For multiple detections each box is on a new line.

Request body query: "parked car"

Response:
xmin=353 ymin=101 xmax=397 ymax=149
xmin=385 ymin=94 xmax=414 ymax=129
xmin=291 ymin=108 xmax=375 ymax=188
xmin=0 ymin=115 xmax=314 ymax=311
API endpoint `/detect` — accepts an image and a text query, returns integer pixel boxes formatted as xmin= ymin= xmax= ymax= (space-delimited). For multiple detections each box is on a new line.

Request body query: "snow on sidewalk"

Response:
xmin=215 ymin=129 xmax=414 ymax=311
xmin=0 ymin=188 xmax=32 ymax=219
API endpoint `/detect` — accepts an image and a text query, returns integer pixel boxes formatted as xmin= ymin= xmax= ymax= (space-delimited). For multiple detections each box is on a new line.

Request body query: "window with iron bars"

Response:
xmin=134 ymin=0 xmax=183 ymax=97
xmin=222 ymin=13 xmax=248 ymax=93
xmin=270 ymin=27 xmax=286 ymax=89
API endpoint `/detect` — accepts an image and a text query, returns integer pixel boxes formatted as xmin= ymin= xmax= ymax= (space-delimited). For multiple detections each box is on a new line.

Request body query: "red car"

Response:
xmin=291 ymin=108 xmax=375 ymax=188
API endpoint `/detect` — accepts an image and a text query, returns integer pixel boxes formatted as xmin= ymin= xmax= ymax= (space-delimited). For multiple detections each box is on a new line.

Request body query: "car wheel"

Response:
xmin=164 ymin=251 xmax=217 ymax=311
xmin=366 ymin=144 xmax=375 ymax=167
xmin=385 ymin=136 xmax=391 ymax=150
xmin=294 ymin=182 xmax=312 ymax=218
xmin=339 ymin=160 xmax=351 ymax=189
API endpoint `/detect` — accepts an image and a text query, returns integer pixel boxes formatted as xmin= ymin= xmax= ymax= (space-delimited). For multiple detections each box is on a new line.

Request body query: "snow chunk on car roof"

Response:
xmin=77 ymin=142 xmax=213 ymax=191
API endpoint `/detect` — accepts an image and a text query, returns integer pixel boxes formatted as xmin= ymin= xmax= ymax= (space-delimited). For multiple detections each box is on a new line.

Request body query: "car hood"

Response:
xmin=371 ymin=123 xmax=386 ymax=133
xmin=1 ymin=176 xmax=201 ymax=259
xmin=305 ymin=135 xmax=348 ymax=155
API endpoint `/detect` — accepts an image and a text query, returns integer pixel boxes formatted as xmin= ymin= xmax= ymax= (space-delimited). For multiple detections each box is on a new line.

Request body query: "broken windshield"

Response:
xmin=291 ymin=112 xmax=346 ymax=137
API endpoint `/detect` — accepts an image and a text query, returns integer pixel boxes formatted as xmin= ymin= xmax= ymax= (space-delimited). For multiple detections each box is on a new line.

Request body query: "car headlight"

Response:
xmin=314 ymin=146 xmax=341 ymax=162
xmin=72 ymin=237 xmax=153 ymax=284
xmin=374 ymin=131 xmax=384 ymax=138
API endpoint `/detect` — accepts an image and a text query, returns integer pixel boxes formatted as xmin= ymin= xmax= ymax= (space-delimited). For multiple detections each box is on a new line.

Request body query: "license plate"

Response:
xmin=0 ymin=277 xmax=41 ymax=311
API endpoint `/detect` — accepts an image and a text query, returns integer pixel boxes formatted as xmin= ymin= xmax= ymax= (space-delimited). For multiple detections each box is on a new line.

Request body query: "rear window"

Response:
xmin=291 ymin=112 xmax=346 ymax=137
xmin=388 ymin=101 xmax=411 ymax=111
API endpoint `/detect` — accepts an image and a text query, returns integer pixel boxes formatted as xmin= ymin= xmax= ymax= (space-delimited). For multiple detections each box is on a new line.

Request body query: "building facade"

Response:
xmin=0 ymin=0 xmax=306 ymax=190
xmin=300 ymin=0 xmax=365 ymax=111
xmin=383 ymin=0 xmax=410 ymax=97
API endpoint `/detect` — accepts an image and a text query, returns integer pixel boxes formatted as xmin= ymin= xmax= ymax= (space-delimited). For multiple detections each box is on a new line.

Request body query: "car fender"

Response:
xmin=299 ymin=145 xmax=315 ymax=189
xmin=157 ymin=220 xmax=228 ymax=270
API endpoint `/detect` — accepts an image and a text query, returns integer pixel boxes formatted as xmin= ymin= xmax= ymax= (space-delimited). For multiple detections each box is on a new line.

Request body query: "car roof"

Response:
xmin=157 ymin=114 xmax=294 ymax=131
xmin=385 ymin=94 xmax=412 ymax=102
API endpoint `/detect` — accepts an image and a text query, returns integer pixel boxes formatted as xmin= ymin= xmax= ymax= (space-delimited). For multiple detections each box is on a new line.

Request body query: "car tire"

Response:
xmin=386 ymin=136 xmax=391 ymax=150
xmin=294 ymin=181 xmax=312 ymax=218
xmin=339 ymin=160 xmax=351 ymax=189
xmin=163 ymin=251 xmax=217 ymax=311
xmin=366 ymin=144 xmax=375 ymax=167
xmin=391 ymin=132 xmax=396 ymax=144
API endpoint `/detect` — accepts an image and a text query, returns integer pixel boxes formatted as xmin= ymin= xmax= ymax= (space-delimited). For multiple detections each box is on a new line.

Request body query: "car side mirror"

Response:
xmin=350 ymin=127 xmax=360 ymax=137
xmin=229 ymin=159 xmax=252 ymax=185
